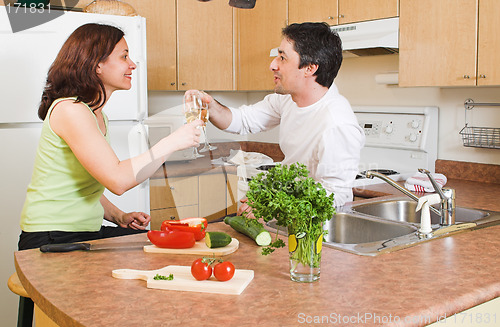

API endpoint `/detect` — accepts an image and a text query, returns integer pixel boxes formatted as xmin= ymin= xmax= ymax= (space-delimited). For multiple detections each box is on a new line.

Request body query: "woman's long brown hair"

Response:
xmin=38 ymin=23 xmax=124 ymax=120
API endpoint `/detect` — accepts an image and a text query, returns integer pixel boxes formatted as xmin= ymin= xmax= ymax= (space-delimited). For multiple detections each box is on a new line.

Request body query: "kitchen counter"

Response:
xmin=14 ymin=148 xmax=500 ymax=326
xmin=150 ymin=141 xmax=284 ymax=179
xmin=15 ymin=222 xmax=500 ymax=326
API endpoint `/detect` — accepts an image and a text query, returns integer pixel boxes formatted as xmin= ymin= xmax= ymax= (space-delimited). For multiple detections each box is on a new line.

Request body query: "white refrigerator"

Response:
xmin=0 ymin=10 xmax=149 ymax=325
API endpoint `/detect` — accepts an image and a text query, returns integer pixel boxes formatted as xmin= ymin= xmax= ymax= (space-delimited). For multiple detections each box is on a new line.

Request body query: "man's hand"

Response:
xmin=237 ymin=197 xmax=256 ymax=219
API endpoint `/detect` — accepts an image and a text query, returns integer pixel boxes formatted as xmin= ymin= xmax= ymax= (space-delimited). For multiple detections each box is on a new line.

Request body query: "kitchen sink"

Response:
xmin=266 ymin=213 xmax=416 ymax=245
xmin=264 ymin=197 xmax=500 ymax=256
xmin=351 ymin=199 xmax=490 ymax=226
xmin=322 ymin=213 xmax=416 ymax=244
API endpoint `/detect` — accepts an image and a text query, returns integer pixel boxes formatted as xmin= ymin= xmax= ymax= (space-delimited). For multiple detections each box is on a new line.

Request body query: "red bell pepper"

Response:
xmin=161 ymin=217 xmax=208 ymax=241
xmin=147 ymin=230 xmax=195 ymax=249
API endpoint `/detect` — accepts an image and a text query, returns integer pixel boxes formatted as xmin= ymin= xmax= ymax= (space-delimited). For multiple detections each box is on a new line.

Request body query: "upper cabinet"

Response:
xmin=127 ymin=0 xmax=177 ymax=90
xmin=288 ymin=0 xmax=398 ymax=25
xmin=338 ymin=0 xmax=398 ymax=24
xmin=128 ymin=0 xmax=233 ymax=91
xmin=399 ymin=0 xmax=500 ymax=87
xmin=236 ymin=0 xmax=287 ymax=91
xmin=477 ymin=0 xmax=500 ymax=86
xmin=177 ymin=1 xmax=233 ymax=91
xmin=288 ymin=0 xmax=338 ymax=25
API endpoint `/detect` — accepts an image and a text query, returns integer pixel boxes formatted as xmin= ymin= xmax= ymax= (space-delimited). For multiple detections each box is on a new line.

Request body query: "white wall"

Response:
xmin=148 ymin=54 xmax=500 ymax=165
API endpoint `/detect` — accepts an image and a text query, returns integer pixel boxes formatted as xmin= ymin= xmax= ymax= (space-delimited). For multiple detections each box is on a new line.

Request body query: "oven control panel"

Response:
xmin=352 ymin=106 xmax=438 ymax=183
xmin=355 ymin=112 xmax=427 ymax=150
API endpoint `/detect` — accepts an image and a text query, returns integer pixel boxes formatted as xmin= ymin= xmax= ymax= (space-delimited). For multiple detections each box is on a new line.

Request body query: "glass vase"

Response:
xmin=288 ymin=226 xmax=323 ymax=283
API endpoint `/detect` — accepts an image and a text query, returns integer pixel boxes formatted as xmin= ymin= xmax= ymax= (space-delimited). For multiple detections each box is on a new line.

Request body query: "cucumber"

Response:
xmin=205 ymin=231 xmax=232 ymax=248
xmin=224 ymin=216 xmax=272 ymax=246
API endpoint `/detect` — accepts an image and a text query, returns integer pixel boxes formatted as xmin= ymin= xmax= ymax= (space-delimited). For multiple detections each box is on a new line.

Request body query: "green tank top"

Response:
xmin=20 ymin=97 xmax=110 ymax=232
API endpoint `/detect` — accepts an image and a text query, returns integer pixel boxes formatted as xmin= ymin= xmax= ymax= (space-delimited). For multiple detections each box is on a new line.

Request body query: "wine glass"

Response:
xmin=183 ymin=91 xmax=204 ymax=158
xmin=198 ymin=100 xmax=217 ymax=153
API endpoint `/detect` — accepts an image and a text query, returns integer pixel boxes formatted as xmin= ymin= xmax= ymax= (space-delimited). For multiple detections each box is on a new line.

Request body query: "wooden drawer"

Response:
xmin=150 ymin=176 xmax=198 ymax=210
xmin=150 ymin=205 xmax=199 ymax=230
xmin=199 ymin=173 xmax=227 ymax=222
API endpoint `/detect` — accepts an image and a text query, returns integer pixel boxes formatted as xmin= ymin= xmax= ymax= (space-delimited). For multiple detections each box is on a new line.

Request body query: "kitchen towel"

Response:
xmin=211 ymin=149 xmax=273 ymax=167
xmin=404 ymin=172 xmax=447 ymax=193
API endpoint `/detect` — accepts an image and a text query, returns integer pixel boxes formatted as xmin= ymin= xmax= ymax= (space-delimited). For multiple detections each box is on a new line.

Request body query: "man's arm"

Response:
xmin=185 ymin=90 xmax=233 ymax=130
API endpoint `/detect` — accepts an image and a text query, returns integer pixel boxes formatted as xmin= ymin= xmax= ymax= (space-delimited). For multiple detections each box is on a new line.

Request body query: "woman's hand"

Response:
xmin=118 ymin=211 xmax=151 ymax=230
xmin=164 ymin=119 xmax=202 ymax=152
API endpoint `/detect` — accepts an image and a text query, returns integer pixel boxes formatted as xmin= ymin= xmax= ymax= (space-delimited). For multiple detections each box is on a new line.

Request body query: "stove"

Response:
xmin=352 ymin=106 xmax=438 ymax=187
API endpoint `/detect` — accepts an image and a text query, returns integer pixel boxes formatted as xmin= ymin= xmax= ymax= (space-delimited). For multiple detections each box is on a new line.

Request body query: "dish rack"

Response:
xmin=460 ymin=99 xmax=500 ymax=149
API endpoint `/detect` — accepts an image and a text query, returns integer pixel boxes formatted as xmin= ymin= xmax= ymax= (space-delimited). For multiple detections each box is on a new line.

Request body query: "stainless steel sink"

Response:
xmin=322 ymin=213 xmax=416 ymax=244
xmin=351 ymin=199 xmax=490 ymax=226
xmin=266 ymin=213 xmax=420 ymax=256
xmin=264 ymin=197 xmax=500 ymax=256
xmin=266 ymin=213 xmax=416 ymax=244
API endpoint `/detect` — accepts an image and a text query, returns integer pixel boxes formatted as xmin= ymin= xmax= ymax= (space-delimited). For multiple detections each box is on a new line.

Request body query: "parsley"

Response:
xmin=153 ymin=273 xmax=174 ymax=281
xmin=262 ymin=239 xmax=286 ymax=255
xmin=246 ymin=163 xmax=335 ymax=265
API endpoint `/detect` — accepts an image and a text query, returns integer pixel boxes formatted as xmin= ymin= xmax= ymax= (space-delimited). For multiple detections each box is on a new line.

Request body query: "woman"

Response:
xmin=18 ymin=23 xmax=202 ymax=250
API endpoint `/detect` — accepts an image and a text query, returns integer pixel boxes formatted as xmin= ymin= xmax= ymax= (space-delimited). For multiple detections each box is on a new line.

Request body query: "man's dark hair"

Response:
xmin=282 ymin=22 xmax=343 ymax=88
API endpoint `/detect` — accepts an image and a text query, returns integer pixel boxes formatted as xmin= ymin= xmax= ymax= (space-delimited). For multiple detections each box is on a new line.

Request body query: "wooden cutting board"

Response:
xmin=112 ymin=265 xmax=254 ymax=295
xmin=143 ymin=238 xmax=239 ymax=256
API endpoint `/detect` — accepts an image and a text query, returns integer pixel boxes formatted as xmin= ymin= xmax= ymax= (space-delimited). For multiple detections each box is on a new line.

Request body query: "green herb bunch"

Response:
xmin=246 ymin=163 xmax=335 ymax=265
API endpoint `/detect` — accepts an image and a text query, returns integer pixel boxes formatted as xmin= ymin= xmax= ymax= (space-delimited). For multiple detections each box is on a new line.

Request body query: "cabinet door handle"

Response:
xmin=170 ymin=82 xmax=176 ymax=86
xmin=338 ymin=14 xmax=345 ymax=18
xmin=181 ymin=82 xmax=187 ymax=86
xmin=327 ymin=16 xmax=335 ymax=20
xmin=479 ymin=74 xmax=486 ymax=79
xmin=170 ymin=186 xmax=175 ymax=190
xmin=463 ymin=75 xmax=470 ymax=79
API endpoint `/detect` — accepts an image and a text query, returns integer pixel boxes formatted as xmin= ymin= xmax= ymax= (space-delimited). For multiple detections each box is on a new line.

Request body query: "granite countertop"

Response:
xmin=150 ymin=141 xmax=283 ymax=179
xmin=14 ymin=221 xmax=500 ymax=327
xmin=15 ymin=143 xmax=500 ymax=326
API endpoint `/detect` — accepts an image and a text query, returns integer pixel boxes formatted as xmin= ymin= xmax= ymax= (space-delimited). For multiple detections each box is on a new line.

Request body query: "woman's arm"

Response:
xmin=50 ymin=100 xmax=202 ymax=195
xmin=100 ymin=195 xmax=150 ymax=229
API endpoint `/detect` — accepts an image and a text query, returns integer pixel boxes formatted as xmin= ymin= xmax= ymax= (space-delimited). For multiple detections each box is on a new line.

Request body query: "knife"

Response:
xmin=40 ymin=241 xmax=151 ymax=253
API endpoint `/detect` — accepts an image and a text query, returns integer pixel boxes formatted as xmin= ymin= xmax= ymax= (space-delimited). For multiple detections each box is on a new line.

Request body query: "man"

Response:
xmin=193 ymin=22 xmax=365 ymax=207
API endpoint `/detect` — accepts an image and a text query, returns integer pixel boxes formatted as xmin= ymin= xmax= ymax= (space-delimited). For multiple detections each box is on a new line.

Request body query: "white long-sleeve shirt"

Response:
xmin=225 ymin=83 xmax=365 ymax=207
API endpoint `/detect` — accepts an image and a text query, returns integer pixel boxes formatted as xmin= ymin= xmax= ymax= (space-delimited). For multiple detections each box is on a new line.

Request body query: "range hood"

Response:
xmin=331 ymin=17 xmax=399 ymax=57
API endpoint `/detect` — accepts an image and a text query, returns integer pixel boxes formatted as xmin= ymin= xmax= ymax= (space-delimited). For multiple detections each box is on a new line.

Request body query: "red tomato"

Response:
xmin=213 ymin=261 xmax=235 ymax=281
xmin=147 ymin=230 xmax=195 ymax=249
xmin=191 ymin=258 xmax=212 ymax=281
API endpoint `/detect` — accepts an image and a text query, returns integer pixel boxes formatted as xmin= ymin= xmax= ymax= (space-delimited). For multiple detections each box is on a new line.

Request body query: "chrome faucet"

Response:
xmin=364 ymin=170 xmax=455 ymax=226
xmin=418 ymin=168 xmax=456 ymax=226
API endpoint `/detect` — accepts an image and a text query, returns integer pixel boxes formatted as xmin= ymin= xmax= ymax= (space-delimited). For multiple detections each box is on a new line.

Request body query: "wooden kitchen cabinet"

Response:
xmin=150 ymin=171 xmax=239 ymax=228
xmin=177 ymin=1 xmax=234 ymax=91
xmin=338 ymin=0 xmax=398 ymax=24
xmin=149 ymin=176 xmax=199 ymax=230
xmin=399 ymin=0 xmax=500 ymax=87
xmin=198 ymin=173 xmax=227 ymax=222
xmin=477 ymin=0 xmax=500 ymax=86
xmin=128 ymin=0 xmax=233 ymax=91
xmin=226 ymin=173 xmax=238 ymax=216
xmin=288 ymin=0 xmax=397 ymax=25
xmin=127 ymin=0 xmax=177 ymax=90
xmin=288 ymin=0 xmax=338 ymax=25
xmin=236 ymin=0 xmax=287 ymax=90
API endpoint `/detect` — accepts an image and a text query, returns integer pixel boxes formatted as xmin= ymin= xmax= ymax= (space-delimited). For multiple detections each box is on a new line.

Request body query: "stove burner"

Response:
xmin=357 ymin=169 xmax=399 ymax=179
